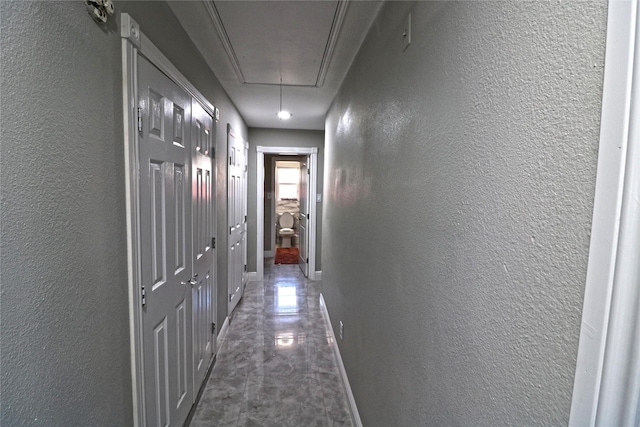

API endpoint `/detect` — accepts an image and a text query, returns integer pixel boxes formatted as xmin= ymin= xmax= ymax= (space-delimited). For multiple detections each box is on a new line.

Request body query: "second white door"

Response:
xmin=228 ymin=125 xmax=247 ymax=313
xmin=298 ymin=157 xmax=310 ymax=277
xmin=190 ymin=99 xmax=216 ymax=393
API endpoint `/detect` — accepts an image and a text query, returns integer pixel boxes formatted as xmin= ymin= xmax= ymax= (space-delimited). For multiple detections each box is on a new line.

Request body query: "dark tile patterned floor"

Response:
xmin=190 ymin=262 xmax=353 ymax=427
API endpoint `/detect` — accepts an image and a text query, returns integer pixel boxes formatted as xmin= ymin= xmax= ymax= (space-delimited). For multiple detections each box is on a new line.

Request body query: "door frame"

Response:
xmin=269 ymin=156 xmax=303 ymax=256
xmin=256 ymin=146 xmax=318 ymax=280
xmin=121 ymin=14 xmax=219 ymax=427
xmin=569 ymin=1 xmax=640 ymax=425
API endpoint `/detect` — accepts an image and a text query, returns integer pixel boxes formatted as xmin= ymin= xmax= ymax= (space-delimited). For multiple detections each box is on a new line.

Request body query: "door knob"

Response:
xmin=181 ymin=278 xmax=198 ymax=286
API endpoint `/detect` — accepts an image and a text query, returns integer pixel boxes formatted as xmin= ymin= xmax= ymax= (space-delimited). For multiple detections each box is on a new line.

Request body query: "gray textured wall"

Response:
xmin=322 ymin=1 xmax=607 ymax=425
xmin=0 ymin=1 xmax=246 ymax=424
xmin=1 ymin=2 xmax=132 ymax=424
xmin=247 ymin=128 xmax=324 ymax=272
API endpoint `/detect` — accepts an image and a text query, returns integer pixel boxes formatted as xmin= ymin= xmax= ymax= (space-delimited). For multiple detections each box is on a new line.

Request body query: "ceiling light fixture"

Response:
xmin=277 ymin=77 xmax=292 ymax=120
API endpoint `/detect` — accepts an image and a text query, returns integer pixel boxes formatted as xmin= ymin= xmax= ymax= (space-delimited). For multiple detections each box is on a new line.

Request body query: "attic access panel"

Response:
xmin=214 ymin=1 xmax=339 ymax=86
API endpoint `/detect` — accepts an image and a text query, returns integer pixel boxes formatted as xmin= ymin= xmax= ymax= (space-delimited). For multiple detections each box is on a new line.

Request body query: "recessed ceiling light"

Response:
xmin=277 ymin=111 xmax=292 ymax=120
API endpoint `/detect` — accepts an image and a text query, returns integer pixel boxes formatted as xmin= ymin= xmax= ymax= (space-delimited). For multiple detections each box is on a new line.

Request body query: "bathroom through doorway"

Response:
xmin=256 ymin=146 xmax=318 ymax=280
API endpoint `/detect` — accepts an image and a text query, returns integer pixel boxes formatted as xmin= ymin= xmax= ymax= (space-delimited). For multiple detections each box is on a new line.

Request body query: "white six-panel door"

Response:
xmin=138 ymin=56 xmax=194 ymax=427
xmin=242 ymin=142 xmax=249 ymax=287
xmin=190 ymin=99 xmax=216 ymax=395
xmin=227 ymin=126 xmax=247 ymax=313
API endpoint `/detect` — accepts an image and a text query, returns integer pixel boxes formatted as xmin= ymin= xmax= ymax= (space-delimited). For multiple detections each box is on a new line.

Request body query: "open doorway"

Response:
xmin=256 ymin=146 xmax=318 ymax=280
xmin=266 ymin=156 xmax=305 ymax=252
xmin=266 ymin=157 xmax=305 ymax=267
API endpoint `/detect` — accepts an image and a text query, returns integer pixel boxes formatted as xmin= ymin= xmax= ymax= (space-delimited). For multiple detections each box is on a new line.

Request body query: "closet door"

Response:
xmin=190 ymin=99 xmax=216 ymax=394
xmin=138 ymin=56 xmax=194 ymax=427
xmin=227 ymin=125 xmax=245 ymax=313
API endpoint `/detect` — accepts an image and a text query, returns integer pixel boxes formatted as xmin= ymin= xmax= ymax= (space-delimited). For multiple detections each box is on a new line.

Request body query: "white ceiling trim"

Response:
xmin=316 ymin=0 xmax=349 ymax=87
xmin=204 ymin=0 xmax=246 ymax=84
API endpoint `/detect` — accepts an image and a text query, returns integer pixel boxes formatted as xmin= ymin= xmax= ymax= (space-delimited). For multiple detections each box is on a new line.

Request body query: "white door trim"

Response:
xmin=268 ymin=156 xmax=278 ymax=257
xmin=121 ymin=13 xmax=219 ymax=427
xmin=256 ymin=146 xmax=318 ymax=281
xmin=570 ymin=1 xmax=640 ymax=425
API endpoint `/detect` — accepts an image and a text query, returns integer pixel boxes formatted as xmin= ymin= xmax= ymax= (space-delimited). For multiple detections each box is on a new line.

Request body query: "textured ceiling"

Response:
xmin=168 ymin=1 xmax=382 ymax=130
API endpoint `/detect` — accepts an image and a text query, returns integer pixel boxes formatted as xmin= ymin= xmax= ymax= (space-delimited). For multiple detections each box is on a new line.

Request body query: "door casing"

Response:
xmin=268 ymin=156 xmax=303 ymax=257
xmin=569 ymin=1 xmax=640 ymax=425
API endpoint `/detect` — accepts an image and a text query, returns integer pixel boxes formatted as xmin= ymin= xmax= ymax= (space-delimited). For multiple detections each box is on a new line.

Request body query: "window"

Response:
xmin=276 ymin=166 xmax=299 ymax=200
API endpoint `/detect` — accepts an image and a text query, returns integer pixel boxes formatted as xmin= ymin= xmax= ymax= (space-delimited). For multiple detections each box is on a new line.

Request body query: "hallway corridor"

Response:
xmin=190 ymin=262 xmax=353 ymax=426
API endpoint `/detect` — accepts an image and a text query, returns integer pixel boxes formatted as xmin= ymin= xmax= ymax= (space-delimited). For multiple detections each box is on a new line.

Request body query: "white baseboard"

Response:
xmin=319 ymin=293 xmax=362 ymax=427
xmin=314 ymin=271 xmax=322 ymax=281
xmin=264 ymin=250 xmax=274 ymax=257
xmin=216 ymin=316 xmax=230 ymax=351
xmin=247 ymin=272 xmax=258 ymax=282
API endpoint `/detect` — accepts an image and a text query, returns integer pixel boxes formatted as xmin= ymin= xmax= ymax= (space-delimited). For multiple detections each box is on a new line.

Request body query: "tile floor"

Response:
xmin=190 ymin=261 xmax=353 ymax=427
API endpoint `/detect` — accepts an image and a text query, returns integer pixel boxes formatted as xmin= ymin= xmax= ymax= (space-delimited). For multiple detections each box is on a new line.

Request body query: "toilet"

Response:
xmin=278 ymin=212 xmax=296 ymax=248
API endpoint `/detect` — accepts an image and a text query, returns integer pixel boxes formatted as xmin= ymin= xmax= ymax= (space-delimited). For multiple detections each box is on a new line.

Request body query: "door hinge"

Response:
xmin=137 ymin=107 xmax=142 ymax=132
xmin=141 ymin=286 xmax=146 ymax=307
xmin=229 ymin=293 xmax=233 ymax=302
xmin=306 ymin=258 xmax=309 ymax=263
xmin=244 ymin=264 xmax=247 ymax=272
xmin=212 ymin=237 xmax=216 ymax=249
xmin=211 ymin=322 xmax=216 ymax=334
xmin=211 ymin=147 xmax=216 ymax=159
